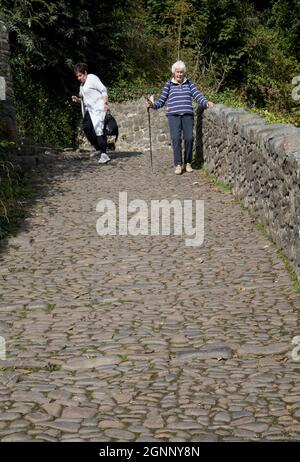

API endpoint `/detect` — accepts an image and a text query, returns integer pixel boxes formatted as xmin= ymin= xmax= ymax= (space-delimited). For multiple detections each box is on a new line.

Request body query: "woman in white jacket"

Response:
xmin=72 ymin=63 xmax=110 ymax=164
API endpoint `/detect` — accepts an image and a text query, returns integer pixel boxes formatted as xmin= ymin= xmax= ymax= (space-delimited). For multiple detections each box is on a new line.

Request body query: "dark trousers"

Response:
xmin=167 ymin=114 xmax=194 ymax=165
xmin=82 ymin=111 xmax=107 ymax=153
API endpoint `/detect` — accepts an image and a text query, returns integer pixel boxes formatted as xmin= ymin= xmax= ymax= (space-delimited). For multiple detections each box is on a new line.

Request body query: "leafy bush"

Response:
xmin=1 ymin=0 xmax=299 ymax=146
xmin=203 ymin=89 xmax=300 ymax=127
xmin=0 ymin=141 xmax=17 ymax=237
xmin=109 ymin=78 xmax=162 ymax=103
xmin=241 ymin=25 xmax=300 ymax=113
xmin=13 ymin=69 xmax=77 ymax=147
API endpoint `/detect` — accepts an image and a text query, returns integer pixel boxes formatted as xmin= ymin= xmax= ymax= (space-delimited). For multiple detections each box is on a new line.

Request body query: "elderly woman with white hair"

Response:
xmin=146 ymin=60 xmax=214 ymax=174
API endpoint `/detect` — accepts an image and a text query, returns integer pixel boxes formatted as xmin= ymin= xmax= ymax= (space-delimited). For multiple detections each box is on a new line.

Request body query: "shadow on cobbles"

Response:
xmin=108 ymin=151 xmax=143 ymax=160
xmin=0 ymin=150 xmax=139 ymax=256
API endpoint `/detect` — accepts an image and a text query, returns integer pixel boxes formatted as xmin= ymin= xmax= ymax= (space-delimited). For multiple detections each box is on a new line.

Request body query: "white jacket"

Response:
xmin=79 ymin=73 xmax=107 ymax=136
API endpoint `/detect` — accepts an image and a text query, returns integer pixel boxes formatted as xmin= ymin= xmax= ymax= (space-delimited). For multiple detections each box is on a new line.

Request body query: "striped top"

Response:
xmin=153 ymin=79 xmax=208 ymax=115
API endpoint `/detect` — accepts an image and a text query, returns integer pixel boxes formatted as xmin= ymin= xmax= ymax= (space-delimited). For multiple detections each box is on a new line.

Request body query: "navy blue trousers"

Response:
xmin=167 ymin=114 xmax=194 ymax=166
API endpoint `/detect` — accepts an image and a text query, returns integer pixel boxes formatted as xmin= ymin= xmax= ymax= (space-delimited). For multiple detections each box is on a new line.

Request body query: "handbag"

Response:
xmin=104 ymin=111 xmax=118 ymax=141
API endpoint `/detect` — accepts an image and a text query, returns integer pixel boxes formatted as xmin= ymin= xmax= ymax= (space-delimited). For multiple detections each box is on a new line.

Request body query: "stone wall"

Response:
xmin=200 ymin=104 xmax=300 ymax=279
xmin=0 ymin=21 xmax=17 ymax=143
xmin=109 ymin=98 xmax=173 ymax=156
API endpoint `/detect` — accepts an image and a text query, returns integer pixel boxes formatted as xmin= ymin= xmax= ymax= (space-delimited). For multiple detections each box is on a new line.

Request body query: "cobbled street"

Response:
xmin=0 ymin=148 xmax=300 ymax=442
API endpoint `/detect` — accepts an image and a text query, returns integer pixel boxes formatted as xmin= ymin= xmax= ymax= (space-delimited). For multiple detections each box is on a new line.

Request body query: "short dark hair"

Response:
xmin=73 ymin=62 xmax=88 ymax=74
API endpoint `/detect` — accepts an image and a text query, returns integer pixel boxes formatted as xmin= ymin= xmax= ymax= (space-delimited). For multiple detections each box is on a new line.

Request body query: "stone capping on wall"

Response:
xmin=200 ymin=103 xmax=300 ymax=279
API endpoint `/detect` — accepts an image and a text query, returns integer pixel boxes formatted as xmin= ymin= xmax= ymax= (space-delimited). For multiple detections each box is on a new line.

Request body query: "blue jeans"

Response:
xmin=168 ymin=114 xmax=194 ymax=166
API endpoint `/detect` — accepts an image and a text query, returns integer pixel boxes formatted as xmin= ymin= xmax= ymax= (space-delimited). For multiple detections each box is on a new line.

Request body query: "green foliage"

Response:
xmin=111 ymin=2 xmax=172 ymax=84
xmin=144 ymin=0 xmax=300 ymax=123
xmin=0 ymin=0 xmax=129 ymax=147
xmin=205 ymin=88 xmax=246 ymax=108
xmin=109 ymin=79 xmax=162 ymax=103
xmin=0 ymin=141 xmax=40 ymax=239
xmin=0 ymin=0 xmax=299 ymax=146
xmin=268 ymin=0 xmax=300 ymax=59
xmin=240 ymin=25 xmax=300 ymax=112
xmin=0 ymin=144 xmax=17 ymax=237
xmin=252 ymin=108 xmax=300 ymax=127
xmin=0 ymin=141 xmax=15 ymax=149
xmin=146 ymin=0 xmax=256 ymax=91
xmin=13 ymin=68 xmax=76 ymax=147
xmin=204 ymin=89 xmax=300 ymax=127
xmin=190 ymin=0 xmax=255 ymax=91
xmin=0 ymin=0 xmax=128 ymax=82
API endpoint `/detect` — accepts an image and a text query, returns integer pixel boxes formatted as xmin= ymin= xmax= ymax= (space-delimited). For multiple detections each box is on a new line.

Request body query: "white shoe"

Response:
xmin=185 ymin=163 xmax=193 ymax=173
xmin=89 ymin=150 xmax=101 ymax=158
xmin=98 ymin=153 xmax=111 ymax=164
xmin=175 ymin=165 xmax=182 ymax=175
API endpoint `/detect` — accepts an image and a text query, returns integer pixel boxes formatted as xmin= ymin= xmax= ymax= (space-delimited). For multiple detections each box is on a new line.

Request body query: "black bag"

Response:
xmin=104 ymin=111 xmax=118 ymax=141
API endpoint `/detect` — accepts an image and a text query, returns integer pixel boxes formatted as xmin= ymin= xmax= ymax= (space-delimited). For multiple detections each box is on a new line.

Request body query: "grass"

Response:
xmin=204 ymin=89 xmax=300 ymax=128
xmin=0 ymin=174 xmax=38 ymax=240
xmin=46 ymin=303 xmax=56 ymax=313
xmin=45 ymin=363 xmax=61 ymax=372
xmin=203 ymin=168 xmax=232 ymax=193
xmin=0 ymin=363 xmax=61 ymax=373
xmin=280 ymin=253 xmax=300 ymax=293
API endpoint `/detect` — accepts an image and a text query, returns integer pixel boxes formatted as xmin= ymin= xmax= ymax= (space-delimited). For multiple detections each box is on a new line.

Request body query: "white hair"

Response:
xmin=171 ymin=60 xmax=186 ymax=74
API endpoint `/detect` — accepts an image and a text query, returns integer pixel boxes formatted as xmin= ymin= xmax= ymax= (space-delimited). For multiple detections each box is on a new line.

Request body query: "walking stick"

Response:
xmin=146 ymin=99 xmax=153 ymax=170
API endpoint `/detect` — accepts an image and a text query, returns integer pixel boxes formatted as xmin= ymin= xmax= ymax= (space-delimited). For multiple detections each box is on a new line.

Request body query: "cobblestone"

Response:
xmin=0 ymin=144 xmax=299 ymax=441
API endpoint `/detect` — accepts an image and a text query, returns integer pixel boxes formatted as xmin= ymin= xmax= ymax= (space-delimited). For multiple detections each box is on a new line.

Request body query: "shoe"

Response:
xmin=175 ymin=165 xmax=182 ymax=175
xmin=89 ymin=150 xmax=101 ymax=158
xmin=185 ymin=163 xmax=193 ymax=173
xmin=98 ymin=153 xmax=111 ymax=164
